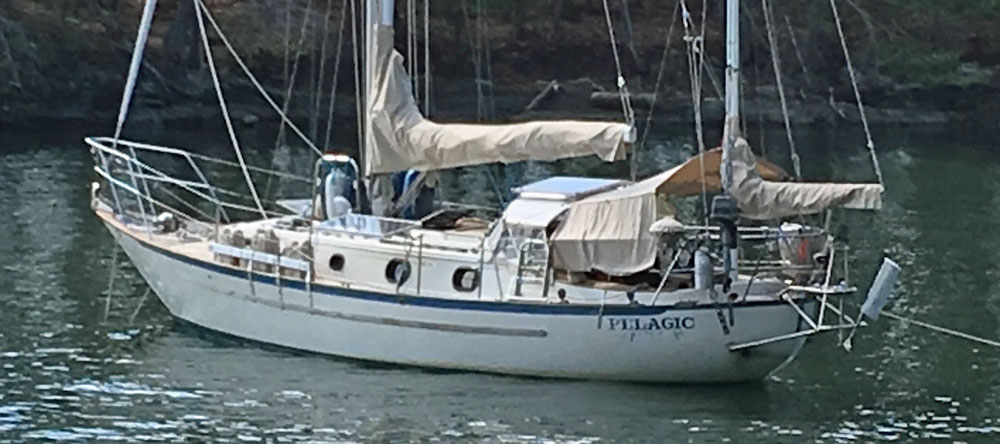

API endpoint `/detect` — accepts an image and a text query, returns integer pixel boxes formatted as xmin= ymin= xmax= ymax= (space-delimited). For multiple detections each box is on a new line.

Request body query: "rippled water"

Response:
xmin=2 ymin=123 xmax=1000 ymax=443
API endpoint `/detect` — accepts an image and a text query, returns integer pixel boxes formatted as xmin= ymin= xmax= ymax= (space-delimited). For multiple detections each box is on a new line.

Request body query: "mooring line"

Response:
xmin=883 ymin=311 xmax=1000 ymax=349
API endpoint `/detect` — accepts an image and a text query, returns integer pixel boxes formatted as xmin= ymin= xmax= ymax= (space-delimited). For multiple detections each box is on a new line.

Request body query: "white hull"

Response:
xmin=106 ymin=221 xmax=813 ymax=383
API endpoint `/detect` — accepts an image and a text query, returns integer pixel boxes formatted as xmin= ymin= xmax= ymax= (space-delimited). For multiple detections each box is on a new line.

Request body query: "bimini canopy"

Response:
xmin=551 ymin=143 xmax=882 ymax=276
xmin=366 ymin=24 xmax=631 ymax=175
xmin=651 ymin=147 xmax=787 ymax=198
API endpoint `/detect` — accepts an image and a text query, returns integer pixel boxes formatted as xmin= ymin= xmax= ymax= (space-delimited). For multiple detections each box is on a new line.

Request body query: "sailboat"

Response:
xmin=85 ymin=0 xmax=898 ymax=382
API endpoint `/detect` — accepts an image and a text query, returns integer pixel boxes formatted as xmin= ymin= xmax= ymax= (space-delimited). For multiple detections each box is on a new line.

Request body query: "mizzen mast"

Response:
xmin=716 ymin=0 xmax=741 ymax=286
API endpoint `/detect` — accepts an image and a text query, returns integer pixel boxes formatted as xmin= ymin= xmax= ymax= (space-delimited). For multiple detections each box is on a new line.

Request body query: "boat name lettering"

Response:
xmin=605 ymin=316 xmax=695 ymax=331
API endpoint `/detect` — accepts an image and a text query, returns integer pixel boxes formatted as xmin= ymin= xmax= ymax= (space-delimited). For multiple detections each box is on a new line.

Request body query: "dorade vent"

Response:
xmin=385 ymin=259 xmax=412 ymax=285
xmin=328 ymin=254 xmax=345 ymax=271
xmin=452 ymin=268 xmax=480 ymax=292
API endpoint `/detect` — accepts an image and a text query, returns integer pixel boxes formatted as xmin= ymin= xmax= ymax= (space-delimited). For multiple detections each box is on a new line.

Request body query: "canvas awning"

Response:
xmin=551 ymin=142 xmax=882 ymax=276
xmin=650 ymin=147 xmax=788 ymax=198
xmin=550 ymin=178 xmax=673 ymax=276
xmin=365 ymin=24 xmax=631 ymax=175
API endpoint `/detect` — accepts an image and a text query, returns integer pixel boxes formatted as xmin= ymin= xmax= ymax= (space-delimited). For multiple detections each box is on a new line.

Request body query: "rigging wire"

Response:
xmin=458 ymin=1 xmax=503 ymax=205
xmin=783 ymin=14 xmax=813 ymax=95
xmin=313 ymin=0 xmax=336 ymax=142
xmin=481 ymin=1 xmax=496 ymax=120
xmin=265 ymin=1 xmax=313 ymax=200
xmin=828 ymin=0 xmax=884 ymax=185
xmin=600 ymin=0 xmax=636 ymax=127
xmin=407 ymin=0 xmax=414 ymax=98
xmin=681 ymin=0 xmax=710 ymax=227
xmin=273 ymin=0 xmax=316 ymax=155
xmin=423 ymin=0 xmax=430 ymax=116
xmin=761 ymin=0 xmax=801 ymax=180
xmin=283 ymin=0 xmax=292 ymax=115
xmin=633 ymin=0 xmax=680 ymax=181
xmin=460 ymin=0 xmax=494 ymax=121
xmin=323 ymin=0 xmax=348 ymax=150
xmin=349 ymin=0 xmax=364 ymax=170
xmin=192 ymin=0 xmax=266 ymax=218
xmin=747 ymin=8 xmax=767 ymax=157
xmin=111 ymin=0 xmax=159 ymax=219
xmin=195 ymin=0 xmax=323 ymax=157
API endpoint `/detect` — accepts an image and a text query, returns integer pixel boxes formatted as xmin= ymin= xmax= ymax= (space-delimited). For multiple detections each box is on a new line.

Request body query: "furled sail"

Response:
xmin=728 ymin=137 xmax=883 ymax=220
xmin=366 ymin=25 xmax=631 ymax=175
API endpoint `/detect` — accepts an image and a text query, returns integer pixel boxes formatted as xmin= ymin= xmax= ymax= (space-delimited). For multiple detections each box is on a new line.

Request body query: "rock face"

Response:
xmin=0 ymin=0 xmax=996 ymax=129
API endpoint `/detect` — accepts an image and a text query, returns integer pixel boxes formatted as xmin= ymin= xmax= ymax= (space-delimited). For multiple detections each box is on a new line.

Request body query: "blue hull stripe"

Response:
xmin=114 ymin=223 xmax=789 ymax=316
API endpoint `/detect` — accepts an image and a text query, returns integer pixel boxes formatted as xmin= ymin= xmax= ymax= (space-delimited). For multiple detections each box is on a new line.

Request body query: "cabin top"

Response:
xmin=512 ymin=177 xmax=624 ymax=202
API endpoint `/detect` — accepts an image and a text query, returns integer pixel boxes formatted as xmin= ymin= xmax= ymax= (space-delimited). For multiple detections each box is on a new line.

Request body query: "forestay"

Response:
xmin=365 ymin=24 xmax=631 ymax=175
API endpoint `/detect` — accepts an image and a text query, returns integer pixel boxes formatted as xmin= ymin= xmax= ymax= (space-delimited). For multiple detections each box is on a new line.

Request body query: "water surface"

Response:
xmin=2 ymin=123 xmax=1000 ymax=443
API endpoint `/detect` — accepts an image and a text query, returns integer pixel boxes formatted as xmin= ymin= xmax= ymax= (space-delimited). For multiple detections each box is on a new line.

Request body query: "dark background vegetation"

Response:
xmin=0 ymin=0 xmax=997 ymax=129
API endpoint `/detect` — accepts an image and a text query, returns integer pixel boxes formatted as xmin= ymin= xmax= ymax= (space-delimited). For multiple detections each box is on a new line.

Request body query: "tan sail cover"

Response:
xmin=551 ymin=143 xmax=882 ymax=275
xmin=366 ymin=25 xmax=630 ymax=175
xmin=728 ymin=137 xmax=883 ymax=220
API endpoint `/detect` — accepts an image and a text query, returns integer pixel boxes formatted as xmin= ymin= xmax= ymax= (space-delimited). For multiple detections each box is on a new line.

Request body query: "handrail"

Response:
xmin=86 ymin=137 xmax=312 ymax=183
xmin=89 ymin=137 xmax=293 ymax=221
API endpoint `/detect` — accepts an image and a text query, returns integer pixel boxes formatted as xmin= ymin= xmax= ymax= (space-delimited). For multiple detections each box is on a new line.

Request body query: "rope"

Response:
xmin=883 ymin=311 xmax=1000 ymax=349
xmin=460 ymin=0 xmax=485 ymax=121
xmin=681 ymin=0 xmax=710 ymax=227
xmin=783 ymin=14 xmax=813 ymax=92
xmin=481 ymin=4 xmax=496 ymax=120
xmin=196 ymin=0 xmax=323 ymax=157
xmin=407 ymin=0 xmax=415 ymax=100
xmin=423 ymin=0 xmax=430 ymax=116
xmin=324 ymin=0 xmax=348 ymax=150
xmin=633 ymin=0 xmax=680 ymax=181
xmin=828 ymin=0 xmax=884 ymax=185
xmin=313 ymin=0 xmax=335 ymax=142
xmin=761 ymin=0 xmax=801 ymax=180
xmin=193 ymin=0 xmax=267 ymax=218
xmin=600 ymin=0 xmax=636 ymax=127
xmin=282 ymin=0 xmax=292 ymax=109
xmin=274 ymin=0 xmax=315 ymax=152
xmin=266 ymin=0 xmax=314 ymax=200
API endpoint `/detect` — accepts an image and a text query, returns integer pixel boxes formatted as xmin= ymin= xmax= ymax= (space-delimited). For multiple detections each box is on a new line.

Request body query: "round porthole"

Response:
xmin=385 ymin=259 xmax=412 ymax=285
xmin=452 ymin=268 xmax=479 ymax=292
xmin=328 ymin=254 xmax=345 ymax=271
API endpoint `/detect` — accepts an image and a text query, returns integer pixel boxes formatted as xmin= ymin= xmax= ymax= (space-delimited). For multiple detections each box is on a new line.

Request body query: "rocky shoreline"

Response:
xmin=1 ymin=1 xmax=997 ymax=132
xmin=0 ymin=75 xmax=980 ymax=134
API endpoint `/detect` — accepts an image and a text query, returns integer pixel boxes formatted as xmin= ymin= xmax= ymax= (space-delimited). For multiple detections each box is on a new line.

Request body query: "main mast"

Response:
xmin=722 ymin=0 xmax=739 ymax=192
xmin=720 ymin=0 xmax=740 ymax=285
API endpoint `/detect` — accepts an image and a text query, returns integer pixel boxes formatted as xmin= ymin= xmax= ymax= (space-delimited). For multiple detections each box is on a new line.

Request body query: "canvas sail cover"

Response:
xmin=366 ymin=25 xmax=630 ymax=175
xmin=551 ymin=143 xmax=882 ymax=275
xmin=728 ymin=137 xmax=883 ymax=220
